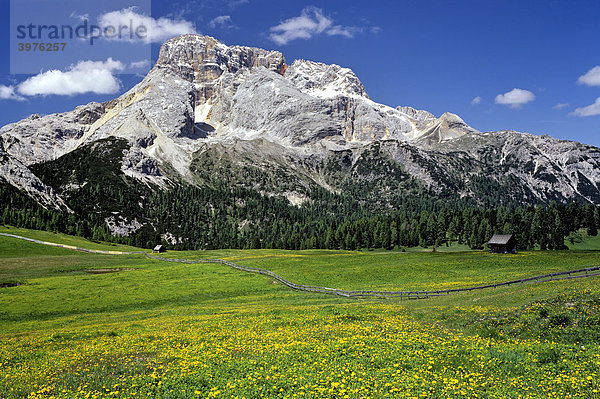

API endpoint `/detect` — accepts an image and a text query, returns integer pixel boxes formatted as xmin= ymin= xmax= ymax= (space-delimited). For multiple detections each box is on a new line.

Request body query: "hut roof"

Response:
xmin=488 ymin=234 xmax=514 ymax=245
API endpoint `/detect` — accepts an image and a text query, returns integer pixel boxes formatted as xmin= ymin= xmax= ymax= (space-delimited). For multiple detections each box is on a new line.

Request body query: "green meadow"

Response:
xmin=0 ymin=225 xmax=599 ymax=398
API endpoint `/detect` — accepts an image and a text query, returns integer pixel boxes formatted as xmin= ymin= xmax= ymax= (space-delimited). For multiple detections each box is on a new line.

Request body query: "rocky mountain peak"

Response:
xmin=285 ymin=59 xmax=369 ymax=99
xmin=413 ymin=111 xmax=480 ymax=145
xmin=155 ymin=34 xmax=287 ymax=85
xmin=396 ymin=106 xmax=436 ymax=123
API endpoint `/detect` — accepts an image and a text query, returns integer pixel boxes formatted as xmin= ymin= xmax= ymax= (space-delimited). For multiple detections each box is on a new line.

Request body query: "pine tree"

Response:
xmin=551 ymin=209 xmax=565 ymax=250
xmin=390 ymin=221 xmax=398 ymax=248
xmin=531 ymin=207 xmax=548 ymax=250
xmin=251 ymin=236 xmax=261 ymax=249
xmin=587 ymin=205 xmax=598 ymax=237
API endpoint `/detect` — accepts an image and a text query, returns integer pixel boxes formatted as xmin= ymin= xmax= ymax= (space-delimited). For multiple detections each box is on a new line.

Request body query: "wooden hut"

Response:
xmin=487 ymin=234 xmax=517 ymax=254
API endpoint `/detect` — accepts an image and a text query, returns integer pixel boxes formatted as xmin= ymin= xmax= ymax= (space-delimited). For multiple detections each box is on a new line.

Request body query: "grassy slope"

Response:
xmin=1 ymin=227 xmax=600 ymax=398
xmin=568 ymin=231 xmax=600 ymax=250
xmin=2 ymin=225 xmax=600 ymax=329
xmin=0 ymin=226 xmax=143 ymax=252
xmin=0 ymin=227 xmax=347 ymax=333
xmin=157 ymin=247 xmax=600 ymax=292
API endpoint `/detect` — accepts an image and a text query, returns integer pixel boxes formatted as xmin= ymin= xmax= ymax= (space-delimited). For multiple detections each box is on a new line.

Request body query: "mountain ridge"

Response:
xmin=1 ymin=34 xmax=600 ymax=232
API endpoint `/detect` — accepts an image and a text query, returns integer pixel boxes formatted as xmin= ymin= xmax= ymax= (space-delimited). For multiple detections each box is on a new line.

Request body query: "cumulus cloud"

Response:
xmin=269 ymin=7 xmax=359 ymax=45
xmin=326 ymin=25 xmax=362 ymax=38
xmin=571 ymin=98 xmax=600 ymax=117
xmin=98 ymin=7 xmax=196 ymax=44
xmin=578 ymin=66 xmax=600 ymax=87
xmin=0 ymin=85 xmax=24 ymax=101
xmin=494 ymin=88 xmax=535 ymax=109
xmin=18 ymin=58 xmax=124 ymax=96
xmin=471 ymin=96 xmax=483 ymax=105
xmin=130 ymin=59 xmax=151 ymax=70
xmin=208 ymin=15 xmax=233 ymax=29
xmin=553 ymin=103 xmax=569 ymax=110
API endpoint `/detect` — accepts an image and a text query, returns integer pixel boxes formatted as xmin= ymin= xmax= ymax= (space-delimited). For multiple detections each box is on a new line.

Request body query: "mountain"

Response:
xmin=2 ymin=34 xmax=600 ymax=241
xmin=0 ymin=136 xmax=69 ymax=211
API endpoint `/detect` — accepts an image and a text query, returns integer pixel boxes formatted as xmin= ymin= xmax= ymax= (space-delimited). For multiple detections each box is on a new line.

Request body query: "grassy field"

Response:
xmin=568 ymin=231 xmax=600 ymax=251
xmin=0 ymin=226 xmax=599 ymax=398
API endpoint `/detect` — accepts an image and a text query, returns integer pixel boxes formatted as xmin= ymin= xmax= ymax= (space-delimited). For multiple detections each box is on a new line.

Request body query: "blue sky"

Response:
xmin=1 ymin=0 xmax=600 ymax=146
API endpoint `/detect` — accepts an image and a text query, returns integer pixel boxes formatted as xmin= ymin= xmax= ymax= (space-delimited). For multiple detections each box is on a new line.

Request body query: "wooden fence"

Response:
xmin=179 ymin=258 xmax=600 ymax=300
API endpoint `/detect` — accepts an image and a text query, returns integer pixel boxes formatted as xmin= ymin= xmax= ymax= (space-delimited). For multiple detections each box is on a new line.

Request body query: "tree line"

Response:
xmin=2 ymin=180 xmax=598 ymax=251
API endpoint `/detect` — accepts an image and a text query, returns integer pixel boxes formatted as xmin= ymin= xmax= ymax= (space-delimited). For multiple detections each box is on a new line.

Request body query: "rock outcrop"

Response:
xmin=0 ymin=137 xmax=69 ymax=210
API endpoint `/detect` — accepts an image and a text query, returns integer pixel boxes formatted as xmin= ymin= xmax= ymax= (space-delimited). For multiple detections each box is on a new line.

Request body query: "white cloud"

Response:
xmin=269 ymin=7 xmax=359 ymax=45
xmin=326 ymin=25 xmax=362 ymax=38
xmin=18 ymin=58 xmax=124 ymax=96
xmin=571 ymin=98 xmax=600 ymax=117
xmin=0 ymin=85 xmax=24 ymax=101
xmin=226 ymin=0 xmax=248 ymax=9
xmin=578 ymin=66 xmax=600 ymax=87
xmin=371 ymin=26 xmax=382 ymax=34
xmin=553 ymin=102 xmax=569 ymax=110
xmin=209 ymin=15 xmax=233 ymax=29
xmin=471 ymin=96 xmax=483 ymax=105
xmin=130 ymin=59 xmax=151 ymax=70
xmin=494 ymin=88 xmax=535 ymax=109
xmin=98 ymin=7 xmax=196 ymax=44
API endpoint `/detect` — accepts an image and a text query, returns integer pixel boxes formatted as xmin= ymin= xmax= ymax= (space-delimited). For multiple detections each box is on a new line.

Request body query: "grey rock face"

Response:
xmin=204 ymin=67 xmax=414 ymax=146
xmin=414 ymin=112 xmax=480 ymax=146
xmin=285 ymin=60 xmax=369 ymax=99
xmin=105 ymin=215 xmax=143 ymax=236
xmin=156 ymin=34 xmax=287 ymax=81
xmin=396 ymin=106 xmax=436 ymax=124
xmin=156 ymin=34 xmax=287 ymax=105
xmin=430 ymin=131 xmax=600 ymax=204
xmin=0 ymin=137 xmax=69 ymax=210
xmin=0 ymin=102 xmax=105 ymax=166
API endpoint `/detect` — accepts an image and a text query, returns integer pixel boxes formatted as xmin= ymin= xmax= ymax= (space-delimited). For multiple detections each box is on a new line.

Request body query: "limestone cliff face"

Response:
xmin=284 ymin=60 xmax=369 ymax=99
xmin=412 ymin=112 xmax=479 ymax=145
xmin=0 ymin=103 xmax=105 ymax=167
xmin=0 ymin=137 xmax=69 ymax=211
xmin=2 ymin=34 xmax=600 ymax=211
xmin=156 ymin=34 xmax=287 ymax=81
xmin=155 ymin=34 xmax=287 ymax=103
